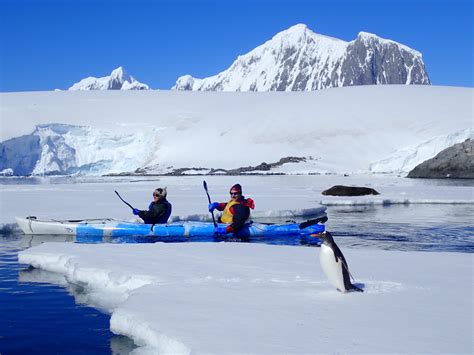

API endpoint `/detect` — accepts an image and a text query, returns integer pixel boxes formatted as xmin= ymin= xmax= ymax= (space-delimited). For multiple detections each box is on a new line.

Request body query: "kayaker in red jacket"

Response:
xmin=208 ymin=184 xmax=255 ymax=235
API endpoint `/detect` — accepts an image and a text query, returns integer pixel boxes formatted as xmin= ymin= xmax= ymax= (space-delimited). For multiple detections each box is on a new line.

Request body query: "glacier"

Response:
xmin=1 ymin=123 xmax=161 ymax=176
xmin=0 ymin=85 xmax=472 ymax=176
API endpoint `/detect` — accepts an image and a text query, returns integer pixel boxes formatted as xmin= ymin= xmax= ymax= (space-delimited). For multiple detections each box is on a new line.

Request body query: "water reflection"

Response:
xmin=0 ymin=235 xmax=120 ymax=354
xmin=19 ymin=234 xmax=76 ymax=248
xmin=18 ymin=266 xmax=137 ymax=354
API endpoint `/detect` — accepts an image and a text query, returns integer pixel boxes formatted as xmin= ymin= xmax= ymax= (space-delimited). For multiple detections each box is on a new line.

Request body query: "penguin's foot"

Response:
xmin=349 ymin=284 xmax=364 ymax=292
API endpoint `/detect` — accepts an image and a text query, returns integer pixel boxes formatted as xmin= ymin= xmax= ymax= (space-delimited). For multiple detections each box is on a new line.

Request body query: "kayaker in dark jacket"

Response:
xmin=208 ymin=184 xmax=255 ymax=235
xmin=133 ymin=187 xmax=172 ymax=224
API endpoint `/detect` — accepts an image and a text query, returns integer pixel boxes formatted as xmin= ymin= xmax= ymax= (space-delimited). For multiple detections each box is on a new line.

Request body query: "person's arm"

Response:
xmin=216 ymin=202 xmax=226 ymax=211
xmin=139 ymin=203 xmax=166 ymax=222
xmin=135 ymin=201 xmax=153 ymax=219
xmin=209 ymin=202 xmax=227 ymax=212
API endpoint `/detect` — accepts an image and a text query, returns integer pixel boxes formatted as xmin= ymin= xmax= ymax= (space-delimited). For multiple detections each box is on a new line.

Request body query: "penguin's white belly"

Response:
xmin=320 ymin=244 xmax=346 ymax=292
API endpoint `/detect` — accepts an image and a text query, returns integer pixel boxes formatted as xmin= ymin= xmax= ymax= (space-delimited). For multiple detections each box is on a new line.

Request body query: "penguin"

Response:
xmin=319 ymin=231 xmax=363 ymax=293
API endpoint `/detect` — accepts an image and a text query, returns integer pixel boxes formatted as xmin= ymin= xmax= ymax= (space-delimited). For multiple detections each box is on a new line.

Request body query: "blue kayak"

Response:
xmin=16 ymin=216 xmax=326 ymax=240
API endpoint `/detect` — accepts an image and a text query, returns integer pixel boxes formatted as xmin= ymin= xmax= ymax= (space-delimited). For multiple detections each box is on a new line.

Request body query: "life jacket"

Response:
xmin=220 ymin=197 xmax=255 ymax=224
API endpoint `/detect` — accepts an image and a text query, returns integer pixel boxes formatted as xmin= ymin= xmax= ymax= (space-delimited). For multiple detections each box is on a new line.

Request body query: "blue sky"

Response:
xmin=1 ymin=0 xmax=472 ymax=92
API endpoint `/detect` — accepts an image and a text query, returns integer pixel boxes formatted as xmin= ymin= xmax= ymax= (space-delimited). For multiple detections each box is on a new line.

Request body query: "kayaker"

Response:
xmin=133 ymin=187 xmax=172 ymax=224
xmin=208 ymin=184 xmax=255 ymax=235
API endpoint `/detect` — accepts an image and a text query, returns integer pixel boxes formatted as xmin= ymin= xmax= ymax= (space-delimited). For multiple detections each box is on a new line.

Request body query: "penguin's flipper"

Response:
xmin=342 ymin=263 xmax=364 ymax=292
xmin=336 ymin=255 xmax=354 ymax=280
xmin=338 ymin=255 xmax=363 ymax=292
xmin=337 ymin=253 xmax=358 ymax=282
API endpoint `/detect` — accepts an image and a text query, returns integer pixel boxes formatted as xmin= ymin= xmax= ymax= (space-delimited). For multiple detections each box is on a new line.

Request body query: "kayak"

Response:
xmin=16 ymin=216 xmax=326 ymax=239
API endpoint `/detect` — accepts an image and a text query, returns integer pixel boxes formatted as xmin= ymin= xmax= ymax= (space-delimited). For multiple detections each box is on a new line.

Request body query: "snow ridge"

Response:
xmin=173 ymin=24 xmax=430 ymax=91
xmin=69 ymin=67 xmax=150 ymax=91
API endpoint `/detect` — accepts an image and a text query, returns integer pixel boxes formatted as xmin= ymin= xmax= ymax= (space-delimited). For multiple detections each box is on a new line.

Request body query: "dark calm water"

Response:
xmin=1 ymin=178 xmax=473 ymax=354
xmin=325 ymin=203 xmax=474 ymax=253
xmin=0 ymin=234 xmax=137 ymax=355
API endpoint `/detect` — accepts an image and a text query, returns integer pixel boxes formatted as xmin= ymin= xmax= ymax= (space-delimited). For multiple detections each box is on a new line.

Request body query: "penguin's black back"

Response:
xmin=323 ymin=232 xmax=363 ymax=293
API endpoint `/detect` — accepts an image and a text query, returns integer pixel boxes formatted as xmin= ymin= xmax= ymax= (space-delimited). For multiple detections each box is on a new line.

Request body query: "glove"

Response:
xmin=214 ymin=226 xmax=228 ymax=236
xmin=133 ymin=208 xmax=140 ymax=216
xmin=208 ymin=202 xmax=219 ymax=212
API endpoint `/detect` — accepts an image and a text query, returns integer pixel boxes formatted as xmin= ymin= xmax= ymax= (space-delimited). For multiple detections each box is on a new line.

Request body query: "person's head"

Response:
xmin=153 ymin=187 xmax=167 ymax=201
xmin=229 ymin=184 xmax=242 ymax=201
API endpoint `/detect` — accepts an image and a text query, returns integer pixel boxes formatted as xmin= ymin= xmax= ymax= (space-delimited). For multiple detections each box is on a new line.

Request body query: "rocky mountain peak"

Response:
xmin=69 ymin=67 xmax=150 ymax=91
xmin=173 ymin=24 xmax=430 ymax=91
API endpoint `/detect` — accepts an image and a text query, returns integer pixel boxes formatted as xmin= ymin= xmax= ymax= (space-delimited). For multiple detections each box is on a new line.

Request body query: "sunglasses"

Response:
xmin=153 ymin=194 xmax=160 ymax=197
xmin=230 ymin=192 xmax=240 ymax=196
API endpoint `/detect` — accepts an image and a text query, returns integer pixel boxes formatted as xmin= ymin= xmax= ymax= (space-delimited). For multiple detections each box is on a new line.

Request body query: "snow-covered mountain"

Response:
xmin=0 ymin=85 xmax=471 ymax=176
xmin=173 ymin=24 xmax=430 ymax=91
xmin=69 ymin=67 xmax=150 ymax=91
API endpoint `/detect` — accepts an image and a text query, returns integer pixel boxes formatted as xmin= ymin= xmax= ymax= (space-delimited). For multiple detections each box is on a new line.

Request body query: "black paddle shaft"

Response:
xmin=203 ymin=181 xmax=217 ymax=227
xmin=114 ymin=190 xmax=135 ymax=211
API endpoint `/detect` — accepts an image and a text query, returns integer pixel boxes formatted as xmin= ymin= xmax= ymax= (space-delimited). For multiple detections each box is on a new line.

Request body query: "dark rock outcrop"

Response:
xmin=110 ymin=156 xmax=309 ymax=176
xmin=322 ymin=185 xmax=380 ymax=196
xmin=340 ymin=32 xmax=430 ymax=86
xmin=225 ymin=156 xmax=306 ymax=175
xmin=407 ymin=139 xmax=474 ymax=179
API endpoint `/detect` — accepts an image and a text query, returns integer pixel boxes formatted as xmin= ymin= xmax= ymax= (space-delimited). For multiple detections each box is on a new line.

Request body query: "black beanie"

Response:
xmin=230 ymin=184 xmax=242 ymax=194
xmin=154 ymin=187 xmax=167 ymax=198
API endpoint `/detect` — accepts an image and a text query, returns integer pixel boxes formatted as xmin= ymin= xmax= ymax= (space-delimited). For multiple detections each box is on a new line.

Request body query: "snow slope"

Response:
xmin=18 ymin=242 xmax=473 ymax=354
xmin=0 ymin=85 xmax=472 ymax=176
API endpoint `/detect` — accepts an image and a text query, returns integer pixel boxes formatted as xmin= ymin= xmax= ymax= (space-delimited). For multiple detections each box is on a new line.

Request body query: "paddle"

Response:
xmin=114 ymin=190 xmax=135 ymax=211
xmin=299 ymin=216 xmax=328 ymax=229
xmin=203 ymin=180 xmax=217 ymax=228
xmin=115 ymin=190 xmax=157 ymax=233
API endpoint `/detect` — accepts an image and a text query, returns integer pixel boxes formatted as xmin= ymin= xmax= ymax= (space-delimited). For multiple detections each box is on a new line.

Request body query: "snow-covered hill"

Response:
xmin=0 ymin=85 xmax=471 ymax=176
xmin=173 ymin=24 xmax=430 ymax=92
xmin=68 ymin=67 xmax=150 ymax=91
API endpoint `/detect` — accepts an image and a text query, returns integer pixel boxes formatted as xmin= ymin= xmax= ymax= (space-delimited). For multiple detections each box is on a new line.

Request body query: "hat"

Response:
xmin=154 ymin=187 xmax=167 ymax=198
xmin=230 ymin=184 xmax=242 ymax=194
